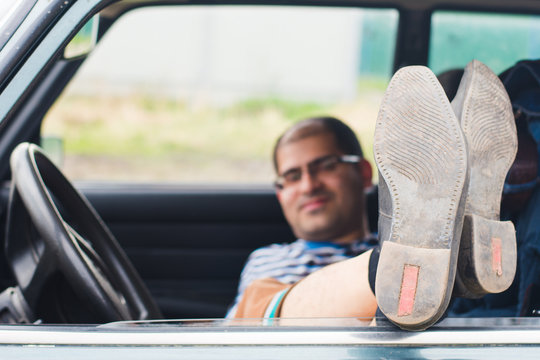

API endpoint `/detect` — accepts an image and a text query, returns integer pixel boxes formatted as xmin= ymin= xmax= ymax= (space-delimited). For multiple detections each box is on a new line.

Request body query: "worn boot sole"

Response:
xmin=374 ymin=66 xmax=468 ymax=331
xmin=452 ymin=60 xmax=518 ymax=296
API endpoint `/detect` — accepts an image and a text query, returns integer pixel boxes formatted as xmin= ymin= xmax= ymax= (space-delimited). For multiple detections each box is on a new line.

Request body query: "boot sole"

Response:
xmin=452 ymin=60 xmax=518 ymax=296
xmin=374 ymin=66 xmax=468 ymax=331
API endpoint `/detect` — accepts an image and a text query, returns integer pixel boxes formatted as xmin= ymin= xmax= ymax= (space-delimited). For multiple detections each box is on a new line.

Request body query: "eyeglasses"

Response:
xmin=274 ymin=154 xmax=361 ymax=190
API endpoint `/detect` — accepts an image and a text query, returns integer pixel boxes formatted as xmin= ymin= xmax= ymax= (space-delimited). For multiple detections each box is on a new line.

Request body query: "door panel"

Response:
xmin=79 ymin=184 xmax=295 ymax=319
xmin=0 ymin=183 xmax=378 ymax=319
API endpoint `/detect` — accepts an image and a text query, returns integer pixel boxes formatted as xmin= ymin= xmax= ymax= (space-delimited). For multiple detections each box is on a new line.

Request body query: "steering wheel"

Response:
xmin=5 ymin=143 xmax=162 ymax=323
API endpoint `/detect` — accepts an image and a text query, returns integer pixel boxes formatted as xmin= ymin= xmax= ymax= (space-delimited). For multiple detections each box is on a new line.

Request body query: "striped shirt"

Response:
xmin=226 ymin=237 xmax=377 ymax=318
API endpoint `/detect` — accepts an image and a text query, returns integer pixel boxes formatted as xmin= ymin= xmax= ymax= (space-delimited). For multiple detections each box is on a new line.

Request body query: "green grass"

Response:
xmin=43 ymin=88 xmax=384 ymax=182
xmin=45 ymin=95 xmax=332 ymax=157
xmin=227 ymin=98 xmax=329 ymax=121
xmin=358 ymin=77 xmax=390 ymax=93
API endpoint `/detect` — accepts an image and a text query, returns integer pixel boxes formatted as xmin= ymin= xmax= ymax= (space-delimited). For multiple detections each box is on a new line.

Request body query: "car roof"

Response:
xmin=100 ymin=0 xmax=540 ymax=17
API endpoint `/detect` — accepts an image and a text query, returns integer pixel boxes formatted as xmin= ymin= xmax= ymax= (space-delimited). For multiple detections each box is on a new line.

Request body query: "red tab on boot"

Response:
xmin=398 ymin=264 xmax=419 ymax=317
xmin=492 ymin=237 xmax=503 ymax=276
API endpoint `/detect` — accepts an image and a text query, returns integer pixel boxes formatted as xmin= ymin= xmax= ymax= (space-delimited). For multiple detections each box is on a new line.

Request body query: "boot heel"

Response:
xmin=377 ymin=241 xmax=453 ymax=330
xmin=458 ymin=214 xmax=517 ymax=295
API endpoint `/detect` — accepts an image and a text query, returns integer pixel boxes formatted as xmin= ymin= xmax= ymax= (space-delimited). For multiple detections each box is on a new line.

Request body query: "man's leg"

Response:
xmin=281 ymin=66 xmax=468 ymax=329
xmin=278 ymin=62 xmax=518 ymax=330
xmin=451 ymin=60 xmax=518 ymax=297
xmin=374 ymin=65 xmax=468 ymax=331
xmin=280 ymin=249 xmax=377 ymax=319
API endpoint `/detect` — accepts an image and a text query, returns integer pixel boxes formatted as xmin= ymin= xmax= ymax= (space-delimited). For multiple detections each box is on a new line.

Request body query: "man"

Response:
xmin=228 ymin=60 xmax=518 ymax=331
xmin=226 ymin=115 xmax=379 ymax=319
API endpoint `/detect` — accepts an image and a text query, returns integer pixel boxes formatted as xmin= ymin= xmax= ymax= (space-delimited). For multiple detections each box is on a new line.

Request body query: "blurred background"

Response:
xmin=42 ymin=6 xmax=540 ymax=184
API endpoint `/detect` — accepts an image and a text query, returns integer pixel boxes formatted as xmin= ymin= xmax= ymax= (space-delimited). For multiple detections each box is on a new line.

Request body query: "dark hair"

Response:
xmin=272 ymin=116 xmax=363 ymax=172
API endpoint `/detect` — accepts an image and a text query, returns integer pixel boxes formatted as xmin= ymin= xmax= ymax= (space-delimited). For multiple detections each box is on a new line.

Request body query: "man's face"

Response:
xmin=275 ymin=132 xmax=367 ymax=242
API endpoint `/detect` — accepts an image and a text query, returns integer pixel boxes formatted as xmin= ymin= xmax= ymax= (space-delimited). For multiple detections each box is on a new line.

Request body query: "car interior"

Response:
xmin=0 ymin=0 xmax=538 ymax=325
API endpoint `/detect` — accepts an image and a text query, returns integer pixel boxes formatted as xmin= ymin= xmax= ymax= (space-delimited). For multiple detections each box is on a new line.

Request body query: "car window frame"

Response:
xmin=0 ymin=0 xmax=37 ymax=53
xmin=1 ymin=317 xmax=540 ymax=345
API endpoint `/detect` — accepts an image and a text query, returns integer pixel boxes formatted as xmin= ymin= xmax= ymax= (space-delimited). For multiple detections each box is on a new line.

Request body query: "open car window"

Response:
xmin=41 ymin=5 xmax=398 ymax=184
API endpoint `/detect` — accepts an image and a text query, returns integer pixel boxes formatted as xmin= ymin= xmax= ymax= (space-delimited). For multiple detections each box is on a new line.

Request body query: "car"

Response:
xmin=0 ymin=0 xmax=539 ymax=357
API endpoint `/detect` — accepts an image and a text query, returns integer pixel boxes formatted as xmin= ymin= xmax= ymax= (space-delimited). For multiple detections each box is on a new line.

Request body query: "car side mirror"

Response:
xmin=63 ymin=14 xmax=99 ymax=59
